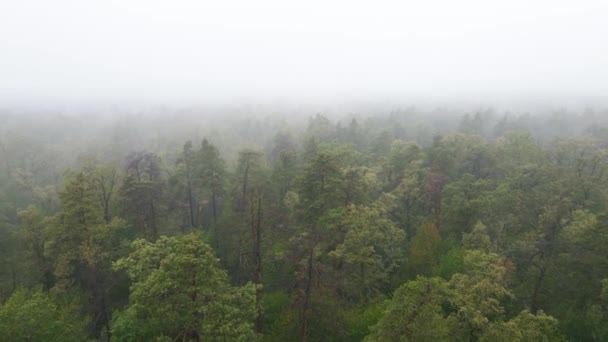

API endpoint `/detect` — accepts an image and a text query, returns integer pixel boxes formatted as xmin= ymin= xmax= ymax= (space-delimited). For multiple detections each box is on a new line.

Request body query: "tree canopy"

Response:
xmin=1 ymin=108 xmax=608 ymax=340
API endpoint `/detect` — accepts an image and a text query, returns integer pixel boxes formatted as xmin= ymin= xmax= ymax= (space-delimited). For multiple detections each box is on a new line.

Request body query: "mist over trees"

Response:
xmin=2 ymin=105 xmax=608 ymax=341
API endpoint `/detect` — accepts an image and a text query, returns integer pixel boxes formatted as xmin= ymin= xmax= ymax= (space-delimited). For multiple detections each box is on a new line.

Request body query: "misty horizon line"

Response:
xmin=2 ymin=93 xmax=607 ymax=114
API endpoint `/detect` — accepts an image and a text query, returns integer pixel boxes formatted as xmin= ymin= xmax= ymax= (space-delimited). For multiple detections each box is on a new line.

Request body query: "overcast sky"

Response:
xmin=1 ymin=0 xmax=607 ymax=106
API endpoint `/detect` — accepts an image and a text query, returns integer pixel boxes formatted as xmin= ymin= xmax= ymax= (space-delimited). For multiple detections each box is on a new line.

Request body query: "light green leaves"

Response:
xmin=0 ymin=287 xmax=88 ymax=342
xmin=112 ymin=233 xmax=257 ymax=341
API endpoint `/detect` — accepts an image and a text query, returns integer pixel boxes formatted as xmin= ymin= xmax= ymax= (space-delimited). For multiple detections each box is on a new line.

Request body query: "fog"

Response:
xmin=1 ymin=0 xmax=607 ymax=108
xmin=5 ymin=4 xmax=608 ymax=340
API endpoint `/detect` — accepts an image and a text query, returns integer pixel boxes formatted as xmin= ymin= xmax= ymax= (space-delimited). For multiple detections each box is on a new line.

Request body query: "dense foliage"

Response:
xmin=1 ymin=107 xmax=608 ymax=340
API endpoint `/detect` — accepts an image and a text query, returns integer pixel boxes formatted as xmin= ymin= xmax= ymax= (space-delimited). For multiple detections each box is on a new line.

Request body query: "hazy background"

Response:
xmin=1 ymin=0 xmax=607 ymax=108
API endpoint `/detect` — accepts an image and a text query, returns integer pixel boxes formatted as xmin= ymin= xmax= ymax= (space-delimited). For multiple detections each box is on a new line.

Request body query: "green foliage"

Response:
xmin=344 ymin=300 xmax=388 ymax=341
xmin=408 ymin=222 xmax=441 ymax=276
xmin=366 ymin=276 xmax=454 ymax=342
xmin=441 ymin=175 xmax=495 ymax=240
xmin=586 ymin=278 xmax=608 ymax=341
xmin=43 ymin=168 xmax=130 ymax=337
xmin=299 ymin=147 xmax=345 ymax=219
xmin=48 ymin=170 xmax=130 ymax=284
xmin=480 ymin=310 xmax=564 ymax=342
xmin=449 ymin=250 xmax=512 ymax=337
xmin=368 ymin=251 xmax=561 ymax=341
xmin=305 ymin=291 xmax=350 ymax=341
xmin=0 ymin=220 xmax=17 ymax=298
xmin=263 ymin=291 xmax=290 ymax=331
xmin=112 ymin=233 xmax=257 ymax=341
xmin=390 ymin=162 xmax=425 ymax=238
xmin=559 ymin=209 xmax=599 ymax=244
xmin=4 ymin=111 xmax=608 ymax=340
xmin=329 ymin=204 xmax=405 ymax=299
xmin=434 ymin=246 xmax=464 ymax=279
xmin=462 ymin=221 xmax=494 ymax=252
xmin=120 ymin=151 xmax=166 ymax=240
xmin=387 ymin=140 xmax=421 ymax=184
xmin=0 ymin=287 xmax=89 ymax=341
xmin=14 ymin=206 xmax=53 ymax=290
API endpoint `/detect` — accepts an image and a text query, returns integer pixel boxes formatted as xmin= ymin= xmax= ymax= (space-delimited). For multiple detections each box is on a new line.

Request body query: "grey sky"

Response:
xmin=1 ymin=0 xmax=607 ymax=105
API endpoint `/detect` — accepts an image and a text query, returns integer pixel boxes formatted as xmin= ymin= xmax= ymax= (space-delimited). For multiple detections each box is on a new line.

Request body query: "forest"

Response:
xmin=1 ymin=106 xmax=608 ymax=341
